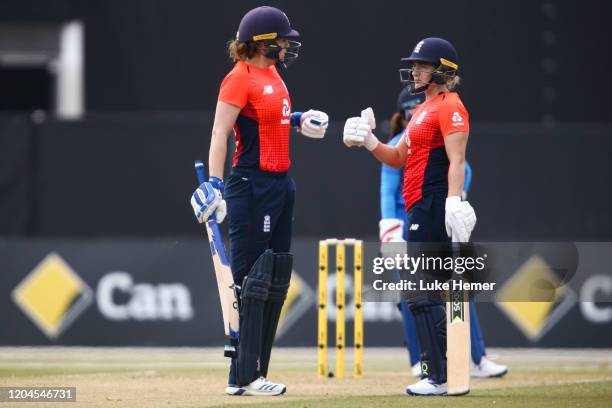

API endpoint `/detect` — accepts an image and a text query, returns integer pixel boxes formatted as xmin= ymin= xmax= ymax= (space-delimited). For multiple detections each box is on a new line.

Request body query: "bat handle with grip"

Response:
xmin=194 ymin=159 xmax=217 ymax=226
xmin=194 ymin=160 xmax=206 ymax=185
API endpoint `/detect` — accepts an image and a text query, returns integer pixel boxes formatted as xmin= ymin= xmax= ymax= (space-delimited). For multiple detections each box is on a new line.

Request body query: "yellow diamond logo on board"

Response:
xmin=276 ymin=271 xmax=315 ymax=339
xmin=12 ymin=253 xmax=93 ymax=339
xmin=496 ymin=255 xmax=576 ymax=341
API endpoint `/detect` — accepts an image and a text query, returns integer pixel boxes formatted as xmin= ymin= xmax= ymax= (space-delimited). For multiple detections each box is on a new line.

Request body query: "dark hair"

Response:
xmin=227 ymin=39 xmax=261 ymax=62
xmin=389 ymin=112 xmax=406 ymax=141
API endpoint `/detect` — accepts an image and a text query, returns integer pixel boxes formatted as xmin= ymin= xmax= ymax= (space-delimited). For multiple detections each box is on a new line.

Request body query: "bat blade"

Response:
xmin=205 ymin=220 xmax=239 ymax=339
xmin=447 ymin=285 xmax=470 ymax=395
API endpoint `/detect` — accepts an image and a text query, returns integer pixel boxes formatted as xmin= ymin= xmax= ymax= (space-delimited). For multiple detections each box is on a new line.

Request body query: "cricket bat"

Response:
xmin=194 ymin=160 xmax=239 ymax=340
xmin=446 ymin=245 xmax=471 ymax=395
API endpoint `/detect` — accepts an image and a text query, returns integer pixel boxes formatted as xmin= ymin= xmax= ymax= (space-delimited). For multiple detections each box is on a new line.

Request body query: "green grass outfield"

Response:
xmin=1 ymin=347 xmax=611 ymax=408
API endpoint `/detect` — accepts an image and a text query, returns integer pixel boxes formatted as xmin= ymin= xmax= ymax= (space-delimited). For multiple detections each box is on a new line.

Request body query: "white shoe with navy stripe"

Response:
xmin=226 ymin=377 xmax=286 ymax=396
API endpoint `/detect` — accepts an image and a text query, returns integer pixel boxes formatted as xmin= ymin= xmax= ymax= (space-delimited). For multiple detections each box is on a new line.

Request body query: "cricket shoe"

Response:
xmin=411 ymin=362 xmax=422 ymax=377
xmin=226 ymin=377 xmax=286 ymax=396
xmin=471 ymin=356 xmax=508 ymax=378
xmin=405 ymin=378 xmax=447 ymax=396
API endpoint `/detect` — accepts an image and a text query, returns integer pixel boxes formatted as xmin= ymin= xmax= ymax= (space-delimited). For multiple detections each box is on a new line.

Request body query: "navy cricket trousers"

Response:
xmin=405 ymin=192 xmax=450 ymax=243
xmin=223 ymin=168 xmax=295 ymax=284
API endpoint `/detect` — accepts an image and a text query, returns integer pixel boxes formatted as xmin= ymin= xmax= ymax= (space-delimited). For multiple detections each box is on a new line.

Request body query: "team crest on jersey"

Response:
xmin=263 ymin=85 xmax=274 ymax=95
xmin=263 ymin=215 xmax=271 ymax=232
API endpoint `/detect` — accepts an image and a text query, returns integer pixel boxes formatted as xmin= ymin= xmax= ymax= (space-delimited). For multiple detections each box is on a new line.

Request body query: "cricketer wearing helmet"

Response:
xmin=344 ymin=37 xmax=477 ymax=396
xmin=189 ymin=6 xmax=329 ymax=396
xmin=380 ymin=91 xmax=506 ymax=379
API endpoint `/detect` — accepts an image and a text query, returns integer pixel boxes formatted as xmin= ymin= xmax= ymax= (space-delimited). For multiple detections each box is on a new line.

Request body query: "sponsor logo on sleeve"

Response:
xmin=451 ymin=111 xmax=464 ymax=126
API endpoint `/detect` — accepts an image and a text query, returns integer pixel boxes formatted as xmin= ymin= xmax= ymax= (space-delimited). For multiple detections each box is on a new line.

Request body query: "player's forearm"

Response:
xmin=208 ymin=129 xmax=228 ymax=179
xmin=448 ymin=159 xmax=465 ymax=197
xmin=372 ymin=143 xmax=404 ymax=168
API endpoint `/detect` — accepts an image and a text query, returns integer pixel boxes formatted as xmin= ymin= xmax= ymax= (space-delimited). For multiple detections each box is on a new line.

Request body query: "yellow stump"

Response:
xmin=317 ymin=241 xmax=328 ymax=379
xmin=335 ymin=242 xmax=345 ymax=378
xmin=353 ymin=240 xmax=363 ymax=378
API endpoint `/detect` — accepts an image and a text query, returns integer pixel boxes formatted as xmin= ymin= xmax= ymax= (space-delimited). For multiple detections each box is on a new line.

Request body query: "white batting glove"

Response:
xmin=445 ymin=196 xmax=476 ymax=242
xmin=379 ymin=218 xmax=407 ymax=257
xmin=379 ymin=218 xmax=405 ymax=242
xmin=343 ymin=117 xmax=366 ymax=147
xmin=214 ymin=196 xmax=227 ymax=224
xmin=343 ymin=107 xmax=379 ymax=151
xmin=361 ymin=107 xmax=376 ymax=130
xmin=299 ymin=109 xmax=329 ymax=138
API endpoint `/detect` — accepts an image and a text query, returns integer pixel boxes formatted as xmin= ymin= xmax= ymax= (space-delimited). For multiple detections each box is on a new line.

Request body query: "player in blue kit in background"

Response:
xmin=379 ymin=87 xmax=508 ymax=379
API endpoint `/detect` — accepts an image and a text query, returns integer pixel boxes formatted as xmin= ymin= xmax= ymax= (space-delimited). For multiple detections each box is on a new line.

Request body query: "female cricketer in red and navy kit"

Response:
xmin=190 ymin=6 xmax=328 ymax=396
xmin=382 ymin=89 xmax=507 ymax=381
xmin=344 ymin=37 xmax=477 ymax=395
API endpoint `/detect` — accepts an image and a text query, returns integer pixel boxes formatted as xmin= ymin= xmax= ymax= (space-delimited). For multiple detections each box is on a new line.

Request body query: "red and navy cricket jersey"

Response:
xmin=218 ymin=61 xmax=292 ymax=172
xmin=401 ymin=92 xmax=470 ymax=210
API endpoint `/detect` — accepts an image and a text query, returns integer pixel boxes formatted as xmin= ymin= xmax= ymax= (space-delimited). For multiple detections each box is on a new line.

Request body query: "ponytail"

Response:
xmin=446 ymin=75 xmax=461 ymax=91
xmin=227 ymin=39 xmax=261 ymax=62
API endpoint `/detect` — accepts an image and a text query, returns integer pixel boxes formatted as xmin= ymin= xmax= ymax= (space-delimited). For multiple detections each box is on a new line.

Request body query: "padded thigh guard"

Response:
xmin=236 ymin=250 xmax=274 ymax=386
xmin=259 ymin=252 xmax=293 ymax=378
xmin=409 ymin=300 xmax=447 ymax=383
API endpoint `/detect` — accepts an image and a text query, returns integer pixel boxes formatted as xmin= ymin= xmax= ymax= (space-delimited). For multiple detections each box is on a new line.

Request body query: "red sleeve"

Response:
xmin=439 ymin=96 xmax=470 ymax=137
xmin=218 ymin=69 xmax=249 ymax=109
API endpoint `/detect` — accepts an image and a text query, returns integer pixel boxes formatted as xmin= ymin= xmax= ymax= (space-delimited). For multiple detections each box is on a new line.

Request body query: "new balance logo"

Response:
xmin=409 ymin=224 xmax=420 ymax=231
xmin=263 ymin=85 xmax=274 ymax=95
xmin=415 ymin=110 xmax=428 ymax=125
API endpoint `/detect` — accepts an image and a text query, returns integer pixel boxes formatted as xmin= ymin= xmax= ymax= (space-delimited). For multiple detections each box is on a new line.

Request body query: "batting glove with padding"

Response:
xmin=445 ymin=196 xmax=476 ymax=242
xmin=190 ymin=177 xmax=226 ymax=224
xmin=291 ymin=109 xmax=329 ymax=138
xmin=343 ymin=107 xmax=379 ymax=150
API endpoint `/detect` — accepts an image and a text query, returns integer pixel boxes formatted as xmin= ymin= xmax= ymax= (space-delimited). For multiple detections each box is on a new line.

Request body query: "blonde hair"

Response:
xmin=446 ymin=75 xmax=461 ymax=91
xmin=227 ymin=39 xmax=261 ymax=62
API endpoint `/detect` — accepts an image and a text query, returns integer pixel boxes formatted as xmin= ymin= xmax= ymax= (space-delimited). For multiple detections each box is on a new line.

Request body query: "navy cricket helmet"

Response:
xmin=236 ymin=6 xmax=301 ymax=67
xmin=399 ymin=37 xmax=459 ymax=93
xmin=397 ymin=87 xmax=425 ymax=120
